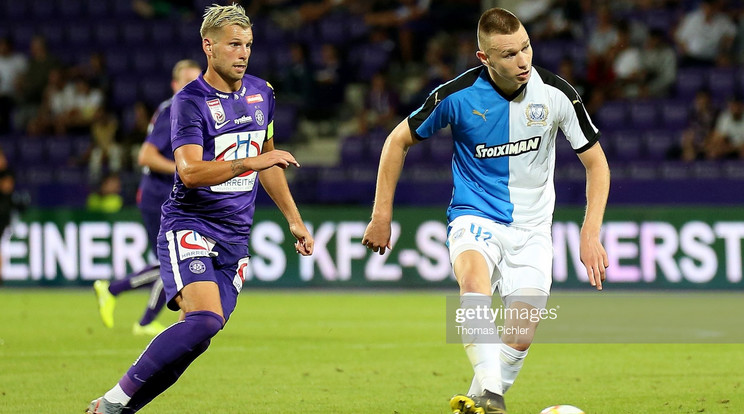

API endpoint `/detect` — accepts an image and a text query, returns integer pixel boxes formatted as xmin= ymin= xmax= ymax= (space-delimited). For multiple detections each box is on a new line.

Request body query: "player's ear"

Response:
xmin=475 ymin=50 xmax=489 ymax=66
xmin=203 ymin=39 xmax=213 ymax=56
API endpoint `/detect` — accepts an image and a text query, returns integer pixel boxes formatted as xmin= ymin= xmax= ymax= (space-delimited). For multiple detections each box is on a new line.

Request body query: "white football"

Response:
xmin=540 ymin=405 xmax=585 ymax=414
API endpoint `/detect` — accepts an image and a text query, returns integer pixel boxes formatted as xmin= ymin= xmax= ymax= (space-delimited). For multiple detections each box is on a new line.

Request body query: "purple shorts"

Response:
xmin=157 ymin=229 xmax=250 ymax=321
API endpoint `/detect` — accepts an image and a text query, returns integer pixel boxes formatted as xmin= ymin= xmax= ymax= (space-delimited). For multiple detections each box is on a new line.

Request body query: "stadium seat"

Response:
xmin=122 ymin=20 xmax=150 ymax=45
xmin=272 ymin=104 xmax=299 ymax=144
xmin=610 ymin=130 xmax=643 ymax=161
xmin=39 ymin=23 xmax=65 ymax=48
xmin=150 ymin=21 xmax=175 ymax=44
xmin=675 ymin=67 xmax=707 ymax=98
xmin=707 ymin=67 xmax=737 ymax=102
xmin=47 ymin=138 xmax=74 ymax=167
xmin=660 ymin=99 xmax=689 ymax=129
xmin=57 ymin=0 xmax=84 ymax=18
xmin=104 ymin=51 xmax=130 ymax=75
xmin=643 ymin=129 xmax=677 ymax=160
xmin=3 ymin=1 xmax=27 ymax=19
xmin=139 ymin=76 xmax=170 ymax=108
xmin=629 ymin=100 xmax=658 ymax=128
xmin=86 ymin=0 xmax=108 ymax=17
xmin=625 ymin=160 xmax=658 ymax=179
xmin=66 ymin=23 xmax=92 ymax=46
xmin=595 ymin=101 xmax=628 ymax=130
xmin=94 ymin=22 xmax=120 ymax=45
xmin=658 ymin=160 xmax=690 ymax=179
xmin=111 ymin=76 xmax=140 ymax=108
xmin=247 ymin=48 xmax=271 ymax=77
xmin=17 ymin=139 xmax=47 ymax=164
xmin=318 ymin=13 xmax=350 ymax=46
xmin=691 ymin=161 xmax=722 ymax=179
xmin=339 ymin=135 xmax=368 ymax=167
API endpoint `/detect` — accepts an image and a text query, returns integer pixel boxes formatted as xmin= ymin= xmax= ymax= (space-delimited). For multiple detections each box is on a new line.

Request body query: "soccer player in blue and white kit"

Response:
xmin=362 ymin=8 xmax=610 ymax=414
xmin=93 ymin=60 xmax=202 ymax=337
xmin=86 ymin=5 xmax=314 ymax=413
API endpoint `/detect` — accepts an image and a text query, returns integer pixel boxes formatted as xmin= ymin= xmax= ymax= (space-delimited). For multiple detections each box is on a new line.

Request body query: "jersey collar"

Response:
xmin=481 ymin=68 xmax=527 ymax=101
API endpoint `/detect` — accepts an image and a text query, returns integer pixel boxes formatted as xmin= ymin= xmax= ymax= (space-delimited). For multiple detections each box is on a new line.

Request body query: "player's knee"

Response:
xmin=184 ymin=310 xmax=224 ymax=341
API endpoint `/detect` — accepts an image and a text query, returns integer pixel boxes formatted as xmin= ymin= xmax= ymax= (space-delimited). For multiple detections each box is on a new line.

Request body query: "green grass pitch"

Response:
xmin=0 ymin=288 xmax=741 ymax=413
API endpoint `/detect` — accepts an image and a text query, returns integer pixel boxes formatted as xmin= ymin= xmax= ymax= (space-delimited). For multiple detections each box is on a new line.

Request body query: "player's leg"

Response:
xmin=87 ymin=231 xmax=227 ymax=413
xmin=448 ymin=216 xmax=506 ymax=413
xmin=496 ymin=230 xmax=552 ymax=395
xmin=94 ymin=265 xmax=160 ymax=329
xmin=132 ymin=277 xmax=167 ymax=336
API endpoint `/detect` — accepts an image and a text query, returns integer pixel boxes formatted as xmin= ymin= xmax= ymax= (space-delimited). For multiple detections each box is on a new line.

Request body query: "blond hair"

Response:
xmin=200 ymin=4 xmax=252 ymax=39
xmin=172 ymin=59 xmax=201 ymax=81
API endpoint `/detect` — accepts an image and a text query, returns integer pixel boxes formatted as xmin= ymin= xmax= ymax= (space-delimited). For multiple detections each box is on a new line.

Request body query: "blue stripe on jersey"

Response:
xmin=447 ymin=73 xmax=513 ymax=225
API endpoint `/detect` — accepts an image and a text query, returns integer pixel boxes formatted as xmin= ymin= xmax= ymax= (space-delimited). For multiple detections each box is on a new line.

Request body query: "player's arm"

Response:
xmin=362 ymin=119 xmax=419 ymax=255
xmin=138 ymin=142 xmax=176 ymax=174
xmin=174 ymin=144 xmax=299 ymax=188
xmin=577 ymin=142 xmax=610 ymax=290
xmin=258 ymin=139 xmax=314 ymax=256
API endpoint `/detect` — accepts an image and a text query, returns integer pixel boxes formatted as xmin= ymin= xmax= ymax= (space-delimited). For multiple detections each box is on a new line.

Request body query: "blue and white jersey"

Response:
xmin=409 ymin=66 xmax=599 ymax=229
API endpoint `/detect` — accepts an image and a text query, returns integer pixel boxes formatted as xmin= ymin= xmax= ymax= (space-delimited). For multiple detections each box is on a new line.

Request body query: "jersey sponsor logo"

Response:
xmin=234 ymin=115 xmax=253 ymax=125
xmin=233 ymin=257 xmax=250 ymax=292
xmin=176 ymin=230 xmax=215 ymax=260
xmin=246 ymin=94 xmax=263 ymax=104
xmin=188 ymin=259 xmax=206 ymax=274
xmin=215 ymin=120 xmax=230 ymax=130
xmin=211 ymin=131 xmax=265 ymax=192
xmin=472 ymin=108 xmax=489 ymax=122
xmin=207 ymin=98 xmax=226 ymax=123
xmin=215 ymin=92 xmax=229 ymax=99
xmin=525 ymin=103 xmax=549 ymax=126
xmin=255 ymin=108 xmax=265 ymax=126
xmin=474 ymin=136 xmax=541 ymax=159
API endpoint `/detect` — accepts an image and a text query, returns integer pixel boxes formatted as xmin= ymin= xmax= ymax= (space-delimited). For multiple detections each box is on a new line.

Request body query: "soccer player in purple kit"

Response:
xmin=86 ymin=4 xmax=314 ymax=413
xmin=93 ymin=60 xmax=202 ymax=337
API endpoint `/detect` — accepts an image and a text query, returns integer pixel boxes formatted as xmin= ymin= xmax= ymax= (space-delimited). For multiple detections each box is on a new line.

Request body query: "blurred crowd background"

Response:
xmin=0 ymin=0 xmax=743 ymax=213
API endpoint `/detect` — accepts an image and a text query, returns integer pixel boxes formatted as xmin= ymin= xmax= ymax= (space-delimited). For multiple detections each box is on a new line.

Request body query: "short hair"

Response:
xmin=200 ymin=3 xmax=252 ymax=39
xmin=172 ymin=59 xmax=201 ymax=80
xmin=477 ymin=8 xmax=522 ymax=50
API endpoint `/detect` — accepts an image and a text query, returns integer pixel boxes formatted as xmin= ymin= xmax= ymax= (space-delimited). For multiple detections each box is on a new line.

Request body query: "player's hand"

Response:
xmin=248 ymin=150 xmax=300 ymax=171
xmin=290 ymin=222 xmax=314 ymax=256
xmin=580 ymin=231 xmax=608 ymax=290
xmin=362 ymin=218 xmax=392 ymax=255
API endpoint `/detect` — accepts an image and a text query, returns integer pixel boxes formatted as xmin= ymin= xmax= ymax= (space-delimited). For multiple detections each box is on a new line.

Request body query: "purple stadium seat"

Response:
xmin=318 ymin=13 xmax=349 ymax=45
xmin=691 ymin=160 xmax=722 ymax=179
xmin=595 ymin=101 xmax=628 ymax=130
xmin=625 ymin=160 xmax=658 ymax=179
xmin=113 ymin=0 xmax=136 ymax=17
xmin=131 ymin=50 xmax=159 ymax=74
xmin=30 ymin=0 xmax=55 ymax=20
xmin=3 ymin=2 xmax=28 ymax=19
xmin=39 ymin=23 xmax=65 ymax=47
xmin=111 ymin=76 xmax=140 ymax=108
xmin=0 ymin=138 xmax=18 ymax=163
xmin=340 ymin=135 xmax=367 ymax=166
xmin=94 ymin=22 xmax=120 ymax=45
xmin=17 ymin=139 xmax=47 ymax=163
xmin=150 ymin=21 xmax=175 ymax=44
xmin=404 ymin=141 xmax=428 ymax=165
xmin=629 ymin=100 xmax=658 ymax=128
xmin=57 ymin=0 xmax=84 ymax=18
xmin=247 ymin=48 xmax=271 ymax=77
xmin=104 ymin=50 xmax=130 ymax=75
xmin=122 ymin=21 xmax=149 ymax=45
xmin=86 ymin=0 xmax=108 ymax=17
xmin=675 ymin=67 xmax=707 ymax=98
xmin=609 ymin=130 xmax=643 ymax=161
xmin=534 ymin=41 xmax=569 ymax=73
xmin=66 ymin=24 xmax=92 ymax=46
xmin=10 ymin=25 xmax=36 ymax=50
xmin=139 ymin=77 xmax=170 ymax=108
xmin=659 ymin=161 xmax=690 ymax=179
xmin=660 ymin=99 xmax=689 ymax=129
xmin=47 ymin=137 xmax=74 ymax=166
xmin=707 ymin=67 xmax=737 ymax=102
xmin=272 ymin=104 xmax=298 ymax=144
xmin=346 ymin=15 xmax=369 ymax=40
xmin=355 ymin=44 xmax=392 ymax=81
xmin=643 ymin=129 xmax=677 ymax=160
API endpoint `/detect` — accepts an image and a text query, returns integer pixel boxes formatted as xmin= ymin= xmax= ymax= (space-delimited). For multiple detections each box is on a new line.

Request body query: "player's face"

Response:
xmin=477 ymin=25 xmax=532 ymax=94
xmin=205 ymin=24 xmax=253 ymax=85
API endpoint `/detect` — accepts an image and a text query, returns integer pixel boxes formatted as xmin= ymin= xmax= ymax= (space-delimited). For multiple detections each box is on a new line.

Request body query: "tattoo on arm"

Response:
xmin=231 ymin=159 xmax=245 ymax=176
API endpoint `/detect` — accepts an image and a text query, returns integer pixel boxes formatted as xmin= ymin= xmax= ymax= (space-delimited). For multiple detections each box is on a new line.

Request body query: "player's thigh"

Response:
xmin=498 ymin=230 xmax=553 ymax=296
xmin=448 ymin=215 xmax=503 ymax=291
xmin=174 ymin=281 xmax=224 ymax=317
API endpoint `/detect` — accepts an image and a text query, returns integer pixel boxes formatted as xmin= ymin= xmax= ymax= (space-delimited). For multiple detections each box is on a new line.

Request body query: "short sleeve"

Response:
xmin=170 ymin=94 xmax=205 ymax=150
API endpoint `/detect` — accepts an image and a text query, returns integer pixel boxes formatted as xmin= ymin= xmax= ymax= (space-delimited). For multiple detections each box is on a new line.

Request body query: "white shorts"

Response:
xmin=447 ymin=215 xmax=553 ymax=297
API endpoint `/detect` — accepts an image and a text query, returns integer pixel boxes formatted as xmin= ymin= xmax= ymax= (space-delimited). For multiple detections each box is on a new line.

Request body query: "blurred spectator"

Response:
xmin=557 ymin=56 xmax=588 ymax=99
xmin=309 ymin=43 xmax=346 ymax=121
xmin=120 ymin=101 xmax=152 ymax=169
xmin=276 ymin=42 xmax=315 ymax=112
xmin=88 ymin=107 xmax=122 ymax=183
xmin=60 ymin=77 xmax=105 ymax=135
xmin=611 ymin=21 xmax=642 ymax=98
xmin=15 ymin=35 xmax=60 ymax=132
xmin=86 ymin=173 xmax=123 ymax=213
xmin=520 ymin=0 xmax=584 ymax=40
xmin=674 ymin=0 xmax=736 ymax=67
xmin=586 ymin=6 xmax=618 ymax=93
xmin=0 ymin=149 xmax=27 ymax=283
xmin=706 ymin=94 xmax=744 ymax=159
xmin=675 ymin=89 xmax=717 ymax=161
xmin=75 ymin=52 xmax=111 ymax=96
xmin=0 ymin=37 xmax=28 ymax=134
xmin=359 ymin=71 xmax=399 ymax=133
xmin=638 ymin=29 xmax=677 ymax=98
xmin=27 ymin=67 xmax=67 ymax=135
xmin=132 ymin=0 xmax=195 ymax=19
xmin=364 ymin=0 xmax=432 ymax=63
xmin=452 ymin=34 xmax=480 ymax=75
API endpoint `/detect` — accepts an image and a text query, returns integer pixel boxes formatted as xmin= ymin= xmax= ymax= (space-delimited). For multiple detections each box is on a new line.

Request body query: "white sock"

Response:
xmin=103 ymin=384 xmax=131 ymax=405
xmin=460 ymin=293 xmax=503 ymax=395
xmin=500 ymin=343 xmax=528 ymax=393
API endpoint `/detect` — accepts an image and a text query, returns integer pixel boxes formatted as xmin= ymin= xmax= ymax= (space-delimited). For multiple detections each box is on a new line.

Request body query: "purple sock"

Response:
xmin=118 ymin=310 xmax=223 ymax=397
xmin=110 ymin=265 xmax=160 ymax=296
xmin=138 ymin=283 xmax=166 ymax=326
xmin=124 ymin=339 xmax=211 ymax=412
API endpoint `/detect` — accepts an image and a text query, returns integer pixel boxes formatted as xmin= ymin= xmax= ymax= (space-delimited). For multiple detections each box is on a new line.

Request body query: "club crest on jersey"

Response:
xmin=207 ymin=99 xmax=226 ymax=123
xmin=525 ymin=103 xmax=548 ymax=126
xmin=255 ymin=108 xmax=265 ymax=126
xmin=189 ymin=259 xmax=206 ymax=274
xmin=475 ymin=136 xmax=541 ymax=158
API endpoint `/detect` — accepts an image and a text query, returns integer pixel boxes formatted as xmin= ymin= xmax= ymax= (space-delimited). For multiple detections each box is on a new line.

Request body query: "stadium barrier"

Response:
xmin=2 ymin=206 xmax=743 ymax=289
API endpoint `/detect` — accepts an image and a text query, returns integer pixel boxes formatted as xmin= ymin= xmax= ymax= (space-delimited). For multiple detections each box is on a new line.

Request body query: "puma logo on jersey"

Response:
xmin=475 ymin=136 xmax=541 ymax=158
xmin=472 ymin=109 xmax=488 ymax=122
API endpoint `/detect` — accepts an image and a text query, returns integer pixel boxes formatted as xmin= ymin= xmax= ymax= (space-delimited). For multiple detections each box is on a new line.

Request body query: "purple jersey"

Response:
xmin=160 ymin=73 xmax=275 ymax=244
xmin=138 ymin=98 xmax=176 ymax=213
